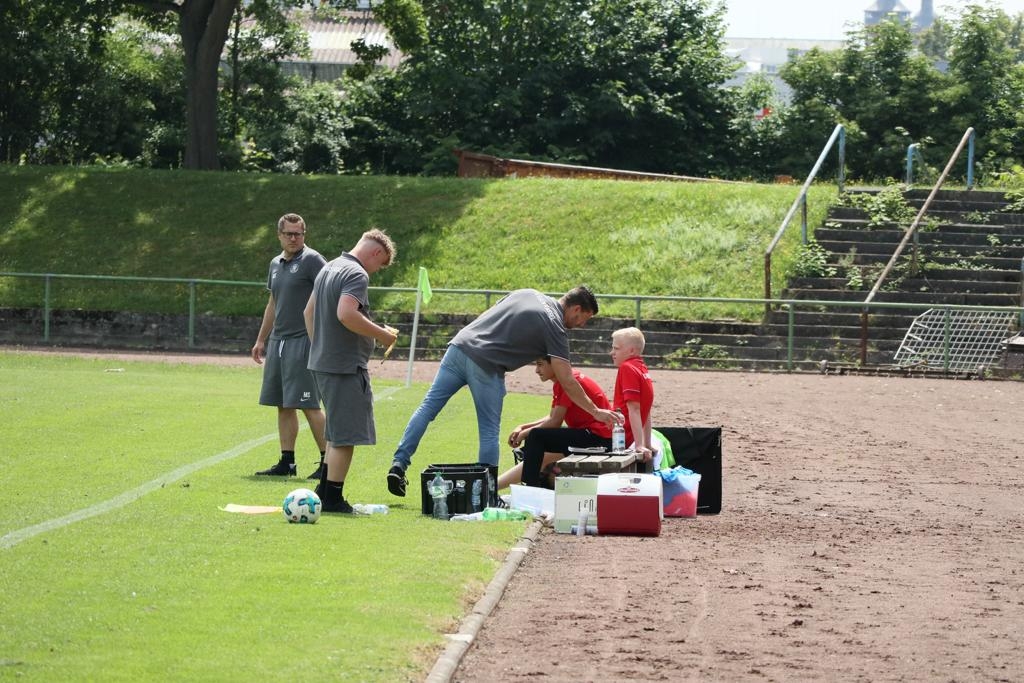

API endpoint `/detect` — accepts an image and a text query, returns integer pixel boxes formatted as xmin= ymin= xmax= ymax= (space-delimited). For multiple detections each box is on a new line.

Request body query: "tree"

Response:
xmin=781 ymin=18 xmax=948 ymax=180
xmin=0 ymin=1 xmax=118 ymax=163
xmin=943 ymin=4 xmax=1024 ymax=166
xmin=340 ymin=0 xmax=738 ymax=176
xmin=123 ymin=0 xmax=426 ymax=170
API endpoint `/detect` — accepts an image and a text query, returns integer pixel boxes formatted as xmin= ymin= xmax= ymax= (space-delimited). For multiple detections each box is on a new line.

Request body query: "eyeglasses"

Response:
xmin=279 ymin=231 xmax=305 ymax=239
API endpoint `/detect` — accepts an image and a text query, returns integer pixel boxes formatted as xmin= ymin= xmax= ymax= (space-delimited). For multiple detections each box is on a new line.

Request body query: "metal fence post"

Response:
xmin=786 ymin=304 xmax=794 ymax=372
xmin=967 ymin=131 xmax=975 ymax=190
xmin=801 ymin=195 xmax=808 ymax=244
xmin=634 ymin=298 xmax=641 ymax=328
xmin=943 ymin=307 xmax=951 ymax=371
xmin=188 ymin=280 xmax=196 ymax=349
xmin=838 ymin=127 xmax=846 ymax=194
xmin=44 ymin=274 xmax=52 ymax=342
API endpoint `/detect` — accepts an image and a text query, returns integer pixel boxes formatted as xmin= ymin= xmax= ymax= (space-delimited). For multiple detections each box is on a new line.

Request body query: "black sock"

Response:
xmin=322 ymin=480 xmax=344 ymax=504
xmin=280 ymin=450 xmax=295 ymax=465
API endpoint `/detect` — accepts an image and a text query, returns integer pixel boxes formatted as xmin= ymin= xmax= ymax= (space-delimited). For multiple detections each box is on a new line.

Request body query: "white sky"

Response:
xmin=724 ymin=1 xmax=1024 ymax=40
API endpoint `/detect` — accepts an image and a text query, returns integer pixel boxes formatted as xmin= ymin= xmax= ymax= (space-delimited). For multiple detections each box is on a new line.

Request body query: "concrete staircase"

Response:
xmin=580 ymin=188 xmax=1023 ymax=373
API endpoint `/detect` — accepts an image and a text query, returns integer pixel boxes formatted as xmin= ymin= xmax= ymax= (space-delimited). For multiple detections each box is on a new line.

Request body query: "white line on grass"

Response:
xmin=2 ymin=385 xmax=405 ymax=550
xmin=1 ymin=433 xmax=277 ymax=550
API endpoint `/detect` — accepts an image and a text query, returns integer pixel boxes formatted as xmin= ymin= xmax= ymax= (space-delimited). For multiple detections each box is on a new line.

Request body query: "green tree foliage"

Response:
xmin=726 ymin=73 xmax=788 ymax=180
xmin=0 ymin=1 xmax=120 ymax=164
xmin=339 ymin=0 xmax=738 ymax=176
xmin=118 ymin=0 xmax=425 ymax=170
xmin=781 ymin=17 xmax=948 ymax=180
xmin=943 ymin=4 xmax=1024 ymax=170
xmin=779 ymin=6 xmax=1024 ymax=182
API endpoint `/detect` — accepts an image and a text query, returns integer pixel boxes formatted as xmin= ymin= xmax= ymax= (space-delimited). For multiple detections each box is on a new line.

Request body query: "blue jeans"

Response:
xmin=393 ymin=345 xmax=507 ymax=468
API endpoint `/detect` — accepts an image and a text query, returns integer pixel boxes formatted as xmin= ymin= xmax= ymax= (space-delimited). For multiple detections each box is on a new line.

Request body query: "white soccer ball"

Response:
xmin=282 ymin=488 xmax=321 ymax=524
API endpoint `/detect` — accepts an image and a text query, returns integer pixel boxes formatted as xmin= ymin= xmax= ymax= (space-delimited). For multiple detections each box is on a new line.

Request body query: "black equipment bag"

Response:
xmin=654 ymin=427 xmax=722 ymax=514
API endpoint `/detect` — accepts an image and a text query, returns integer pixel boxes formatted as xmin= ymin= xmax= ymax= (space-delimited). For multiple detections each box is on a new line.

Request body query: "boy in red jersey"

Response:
xmin=610 ymin=327 xmax=655 ymax=469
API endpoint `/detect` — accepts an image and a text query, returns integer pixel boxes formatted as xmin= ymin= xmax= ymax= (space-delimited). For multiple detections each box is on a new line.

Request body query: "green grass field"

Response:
xmin=0 ymin=165 xmax=836 ymax=322
xmin=0 ymin=352 xmax=546 ymax=681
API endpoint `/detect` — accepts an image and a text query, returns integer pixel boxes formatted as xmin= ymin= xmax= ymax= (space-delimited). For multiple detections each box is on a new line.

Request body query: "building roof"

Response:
xmin=299 ymin=11 xmax=403 ymax=69
xmin=864 ymin=0 xmax=911 ymax=11
xmin=270 ymin=11 xmax=402 ymax=82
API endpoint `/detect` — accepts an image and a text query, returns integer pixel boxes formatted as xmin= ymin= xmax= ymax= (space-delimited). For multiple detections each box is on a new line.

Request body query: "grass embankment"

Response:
xmin=0 ymin=165 xmax=836 ymax=322
xmin=0 ymin=352 xmax=544 ymax=681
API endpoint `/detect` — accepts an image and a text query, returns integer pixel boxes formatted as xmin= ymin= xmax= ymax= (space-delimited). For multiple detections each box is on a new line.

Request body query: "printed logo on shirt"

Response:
xmin=289 ymin=264 xmax=299 ymax=273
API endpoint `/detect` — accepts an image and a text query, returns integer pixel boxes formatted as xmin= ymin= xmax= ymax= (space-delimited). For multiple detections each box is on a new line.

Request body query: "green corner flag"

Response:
xmin=418 ymin=266 xmax=432 ymax=305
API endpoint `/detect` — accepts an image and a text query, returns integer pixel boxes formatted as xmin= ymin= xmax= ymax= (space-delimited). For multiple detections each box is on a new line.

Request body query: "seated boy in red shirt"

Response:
xmin=497 ymin=356 xmax=613 ymax=490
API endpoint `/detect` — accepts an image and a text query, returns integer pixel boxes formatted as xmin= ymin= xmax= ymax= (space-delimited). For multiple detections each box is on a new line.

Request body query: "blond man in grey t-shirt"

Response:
xmin=304 ymin=229 xmax=398 ymax=514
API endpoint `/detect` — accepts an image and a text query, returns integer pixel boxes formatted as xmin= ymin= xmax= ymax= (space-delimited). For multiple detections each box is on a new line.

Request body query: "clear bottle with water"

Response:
xmin=611 ymin=410 xmax=626 ymax=451
xmin=450 ymin=512 xmax=485 ymax=521
xmin=471 ymin=479 xmax=482 ymax=512
xmin=429 ymin=472 xmax=450 ymax=519
xmin=352 ymin=504 xmax=389 ymax=515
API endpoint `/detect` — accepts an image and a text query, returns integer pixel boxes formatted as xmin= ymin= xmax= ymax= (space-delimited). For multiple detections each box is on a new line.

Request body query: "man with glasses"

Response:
xmin=251 ymin=213 xmax=328 ymax=478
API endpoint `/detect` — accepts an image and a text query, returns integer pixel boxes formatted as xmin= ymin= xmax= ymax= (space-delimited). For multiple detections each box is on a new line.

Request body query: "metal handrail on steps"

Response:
xmin=764 ymin=123 xmax=845 ymax=316
xmin=859 ymin=127 xmax=977 ymax=365
xmin=905 ymin=143 xmax=925 ymax=185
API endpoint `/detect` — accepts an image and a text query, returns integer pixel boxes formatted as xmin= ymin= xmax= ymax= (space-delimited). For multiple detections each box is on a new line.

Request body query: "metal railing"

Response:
xmin=764 ymin=123 xmax=846 ymax=315
xmin=0 ymin=272 xmax=267 ymax=348
xmin=859 ymin=127 xmax=977 ymax=364
xmin=905 ymin=143 xmax=925 ymax=185
xmin=906 ymin=135 xmax=976 ymax=188
xmin=2 ymin=271 xmax=1020 ymax=373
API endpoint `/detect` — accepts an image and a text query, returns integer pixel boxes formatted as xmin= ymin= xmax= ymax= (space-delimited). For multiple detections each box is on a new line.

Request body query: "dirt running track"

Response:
xmin=450 ymin=365 xmax=1024 ymax=683
xmin=9 ymin=348 xmax=1024 ymax=681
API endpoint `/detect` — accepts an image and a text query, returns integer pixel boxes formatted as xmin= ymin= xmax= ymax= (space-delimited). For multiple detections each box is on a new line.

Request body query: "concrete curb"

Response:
xmin=425 ymin=519 xmax=545 ymax=683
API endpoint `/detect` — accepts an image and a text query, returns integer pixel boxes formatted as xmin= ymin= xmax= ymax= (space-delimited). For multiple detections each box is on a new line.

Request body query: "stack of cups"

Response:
xmin=576 ymin=511 xmax=588 ymax=537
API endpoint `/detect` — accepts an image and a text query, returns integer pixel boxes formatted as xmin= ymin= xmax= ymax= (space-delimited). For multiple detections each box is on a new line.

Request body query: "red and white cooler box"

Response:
xmin=596 ymin=472 xmax=663 ymax=536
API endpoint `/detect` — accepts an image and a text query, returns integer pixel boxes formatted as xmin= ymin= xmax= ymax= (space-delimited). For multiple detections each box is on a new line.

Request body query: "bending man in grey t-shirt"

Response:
xmin=386 ymin=286 xmax=618 ymax=499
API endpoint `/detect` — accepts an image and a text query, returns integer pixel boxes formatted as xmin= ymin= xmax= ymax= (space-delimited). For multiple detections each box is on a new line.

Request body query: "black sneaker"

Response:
xmin=321 ymin=498 xmax=354 ymax=514
xmin=255 ymin=460 xmax=296 ymax=476
xmin=512 ymin=448 xmax=524 ymax=464
xmin=387 ymin=465 xmax=408 ymax=497
xmin=306 ymin=462 xmax=324 ymax=480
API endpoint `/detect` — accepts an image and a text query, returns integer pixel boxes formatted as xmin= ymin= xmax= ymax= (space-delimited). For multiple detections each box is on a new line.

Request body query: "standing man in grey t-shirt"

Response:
xmin=386 ymin=286 xmax=618 ymax=501
xmin=305 ymin=229 xmax=398 ymax=514
xmin=252 ymin=213 xmax=328 ymax=478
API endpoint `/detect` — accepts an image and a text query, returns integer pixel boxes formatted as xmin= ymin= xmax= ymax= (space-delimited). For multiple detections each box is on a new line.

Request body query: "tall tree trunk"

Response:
xmin=179 ymin=0 xmax=238 ymax=170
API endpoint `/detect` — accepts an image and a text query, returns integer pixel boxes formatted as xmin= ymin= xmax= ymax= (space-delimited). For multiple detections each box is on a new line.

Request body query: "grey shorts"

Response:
xmin=312 ymin=369 xmax=376 ymax=447
xmin=259 ymin=337 xmax=321 ymax=409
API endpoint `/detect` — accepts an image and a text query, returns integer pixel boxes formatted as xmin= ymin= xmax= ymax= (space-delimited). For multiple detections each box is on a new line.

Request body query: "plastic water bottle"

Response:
xmin=471 ymin=479 xmax=482 ymax=512
xmin=450 ymin=512 xmax=485 ymax=521
xmin=352 ymin=504 xmax=389 ymax=515
xmin=429 ymin=472 xmax=449 ymax=519
xmin=611 ymin=411 xmax=626 ymax=451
